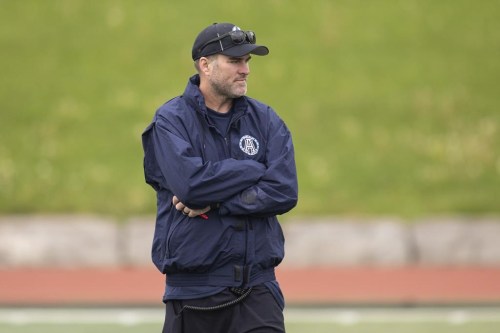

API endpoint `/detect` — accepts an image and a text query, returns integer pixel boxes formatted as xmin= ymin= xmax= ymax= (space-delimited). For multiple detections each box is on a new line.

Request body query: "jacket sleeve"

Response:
xmin=142 ymin=113 xmax=266 ymax=208
xmin=218 ymin=115 xmax=298 ymax=217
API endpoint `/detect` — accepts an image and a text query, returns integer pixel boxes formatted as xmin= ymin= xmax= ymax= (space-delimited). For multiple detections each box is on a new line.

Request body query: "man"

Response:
xmin=142 ymin=22 xmax=298 ymax=333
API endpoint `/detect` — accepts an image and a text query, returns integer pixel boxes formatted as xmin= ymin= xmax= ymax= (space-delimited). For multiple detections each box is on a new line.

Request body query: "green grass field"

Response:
xmin=1 ymin=0 xmax=499 ymax=218
xmin=1 ymin=307 xmax=499 ymax=333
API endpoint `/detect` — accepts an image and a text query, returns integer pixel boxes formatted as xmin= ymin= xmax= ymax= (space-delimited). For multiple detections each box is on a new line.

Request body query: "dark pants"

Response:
xmin=162 ymin=284 xmax=285 ymax=333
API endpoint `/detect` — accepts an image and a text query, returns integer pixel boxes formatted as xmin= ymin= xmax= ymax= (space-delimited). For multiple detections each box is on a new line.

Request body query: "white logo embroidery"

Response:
xmin=232 ymin=26 xmax=241 ymax=32
xmin=239 ymin=135 xmax=259 ymax=156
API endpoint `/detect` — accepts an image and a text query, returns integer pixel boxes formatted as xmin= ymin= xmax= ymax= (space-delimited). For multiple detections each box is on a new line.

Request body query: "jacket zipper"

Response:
xmin=225 ymin=114 xmax=249 ymax=285
xmin=223 ymin=137 xmax=231 ymax=157
xmin=242 ymin=217 xmax=249 ymax=286
xmin=222 ymin=113 xmax=242 ymax=158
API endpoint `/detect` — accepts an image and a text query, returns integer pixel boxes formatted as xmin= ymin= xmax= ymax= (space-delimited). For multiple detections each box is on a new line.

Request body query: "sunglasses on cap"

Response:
xmin=198 ymin=30 xmax=256 ymax=55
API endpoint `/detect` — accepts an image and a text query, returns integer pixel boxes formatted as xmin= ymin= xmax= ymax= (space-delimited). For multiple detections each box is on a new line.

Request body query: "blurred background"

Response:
xmin=1 ymin=0 xmax=500 ymax=331
xmin=1 ymin=0 xmax=498 ymax=218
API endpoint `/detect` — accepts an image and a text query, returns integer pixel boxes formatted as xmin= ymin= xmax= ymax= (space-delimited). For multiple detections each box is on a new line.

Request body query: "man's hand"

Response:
xmin=172 ymin=196 xmax=210 ymax=218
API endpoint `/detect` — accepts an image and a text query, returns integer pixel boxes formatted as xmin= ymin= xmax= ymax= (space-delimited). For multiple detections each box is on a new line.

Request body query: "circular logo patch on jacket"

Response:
xmin=239 ymin=135 xmax=259 ymax=156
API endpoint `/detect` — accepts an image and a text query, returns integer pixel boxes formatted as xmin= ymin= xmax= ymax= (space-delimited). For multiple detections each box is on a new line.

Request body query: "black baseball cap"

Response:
xmin=192 ymin=23 xmax=269 ymax=60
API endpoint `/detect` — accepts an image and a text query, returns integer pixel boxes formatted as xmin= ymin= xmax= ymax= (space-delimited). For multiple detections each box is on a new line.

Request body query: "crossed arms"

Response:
xmin=147 ymin=112 xmax=297 ymax=218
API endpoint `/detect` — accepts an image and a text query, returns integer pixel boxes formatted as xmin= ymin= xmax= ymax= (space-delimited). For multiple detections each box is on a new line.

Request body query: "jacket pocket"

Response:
xmin=254 ymin=217 xmax=285 ymax=269
xmin=165 ymin=216 xmax=244 ymax=273
xmin=152 ymin=214 xmax=171 ymax=272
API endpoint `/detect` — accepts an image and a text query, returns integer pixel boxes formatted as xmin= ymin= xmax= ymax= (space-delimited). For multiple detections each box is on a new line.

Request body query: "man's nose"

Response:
xmin=240 ymin=62 xmax=250 ymax=75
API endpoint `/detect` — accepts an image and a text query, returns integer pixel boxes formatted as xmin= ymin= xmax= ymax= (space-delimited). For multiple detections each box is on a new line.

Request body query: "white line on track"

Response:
xmin=0 ymin=308 xmax=164 ymax=326
xmin=284 ymin=307 xmax=500 ymax=325
xmin=0 ymin=307 xmax=500 ymax=326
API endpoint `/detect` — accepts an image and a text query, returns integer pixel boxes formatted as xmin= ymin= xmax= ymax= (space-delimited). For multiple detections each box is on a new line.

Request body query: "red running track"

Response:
xmin=1 ymin=266 xmax=500 ymax=305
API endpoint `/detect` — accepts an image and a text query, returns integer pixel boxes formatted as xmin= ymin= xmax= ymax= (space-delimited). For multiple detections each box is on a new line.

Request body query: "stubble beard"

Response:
xmin=210 ymin=74 xmax=247 ymax=99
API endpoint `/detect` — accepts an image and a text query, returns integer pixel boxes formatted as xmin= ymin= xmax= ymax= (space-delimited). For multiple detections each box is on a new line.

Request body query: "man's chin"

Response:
xmin=232 ymin=88 xmax=247 ymax=98
xmin=236 ymin=85 xmax=248 ymax=96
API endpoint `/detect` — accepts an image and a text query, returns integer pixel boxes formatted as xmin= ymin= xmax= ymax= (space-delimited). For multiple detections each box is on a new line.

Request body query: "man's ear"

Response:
xmin=198 ymin=57 xmax=211 ymax=75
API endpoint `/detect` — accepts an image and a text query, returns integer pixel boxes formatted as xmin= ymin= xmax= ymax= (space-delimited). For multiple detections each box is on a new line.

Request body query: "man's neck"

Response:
xmin=204 ymin=95 xmax=233 ymax=114
xmin=199 ymin=81 xmax=232 ymax=114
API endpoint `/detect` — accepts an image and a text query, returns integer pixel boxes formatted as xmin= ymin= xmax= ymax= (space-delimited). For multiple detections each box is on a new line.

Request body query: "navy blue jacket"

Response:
xmin=142 ymin=75 xmax=298 ymax=288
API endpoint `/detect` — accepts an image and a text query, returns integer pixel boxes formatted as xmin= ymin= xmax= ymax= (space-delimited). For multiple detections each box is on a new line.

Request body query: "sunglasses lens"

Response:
xmin=246 ymin=31 xmax=256 ymax=44
xmin=229 ymin=30 xmax=256 ymax=44
xmin=231 ymin=31 xmax=246 ymax=44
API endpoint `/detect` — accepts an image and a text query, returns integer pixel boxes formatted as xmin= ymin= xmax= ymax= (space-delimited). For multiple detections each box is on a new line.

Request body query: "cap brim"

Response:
xmin=221 ymin=44 xmax=269 ymax=57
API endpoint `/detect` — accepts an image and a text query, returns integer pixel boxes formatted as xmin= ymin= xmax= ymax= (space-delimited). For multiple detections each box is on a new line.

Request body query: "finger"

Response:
xmin=188 ymin=208 xmax=201 ymax=217
xmin=175 ymin=202 xmax=186 ymax=211
xmin=172 ymin=196 xmax=179 ymax=205
xmin=188 ymin=206 xmax=210 ymax=218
